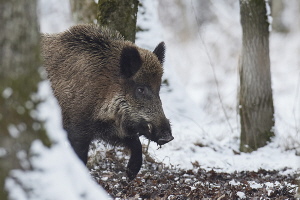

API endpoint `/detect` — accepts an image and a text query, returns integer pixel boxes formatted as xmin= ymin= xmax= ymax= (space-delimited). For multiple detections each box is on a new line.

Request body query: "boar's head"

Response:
xmin=119 ymin=42 xmax=173 ymax=146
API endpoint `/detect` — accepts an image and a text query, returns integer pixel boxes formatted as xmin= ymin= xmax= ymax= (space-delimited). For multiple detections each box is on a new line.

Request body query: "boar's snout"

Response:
xmin=157 ymin=133 xmax=174 ymax=145
xmin=155 ymin=119 xmax=173 ymax=145
xmin=142 ymin=119 xmax=173 ymax=145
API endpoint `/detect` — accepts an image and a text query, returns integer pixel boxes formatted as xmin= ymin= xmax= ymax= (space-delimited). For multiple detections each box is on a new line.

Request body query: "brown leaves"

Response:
xmin=88 ymin=147 xmax=298 ymax=199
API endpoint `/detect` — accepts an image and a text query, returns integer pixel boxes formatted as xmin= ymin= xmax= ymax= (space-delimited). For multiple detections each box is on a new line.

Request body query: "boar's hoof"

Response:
xmin=126 ymin=168 xmax=139 ymax=181
xmin=157 ymin=135 xmax=174 ymax=145
xmin=126 ymin=156 xmax=142 ymax=181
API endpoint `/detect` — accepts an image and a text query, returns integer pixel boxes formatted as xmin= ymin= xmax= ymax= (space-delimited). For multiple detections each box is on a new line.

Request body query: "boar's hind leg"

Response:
xmin=124 ymin=136 xmax=142 ymax=180
xmin=68 ymin=132 xmax=92 ymax=165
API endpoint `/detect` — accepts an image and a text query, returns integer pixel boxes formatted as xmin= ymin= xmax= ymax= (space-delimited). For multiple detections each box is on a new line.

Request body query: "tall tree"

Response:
xmin=271 ymin=0 xmax=288 ymax=33
xmin=97 ymin=0 xmax=139 ymax=43
xmin=69 ymin=0 xmax=98 ymax=24
xmin=239 ymin=0 xmax=275 ymax=152
xmin=0 ymin=0 xmax=50 ymax=199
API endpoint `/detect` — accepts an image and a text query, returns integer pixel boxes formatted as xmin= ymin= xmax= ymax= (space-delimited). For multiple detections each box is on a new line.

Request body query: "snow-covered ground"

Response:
xmin=7 ymin=0 xmax=300 ymax=199
xmin=136 ymin=0 xmax=300 ymax=174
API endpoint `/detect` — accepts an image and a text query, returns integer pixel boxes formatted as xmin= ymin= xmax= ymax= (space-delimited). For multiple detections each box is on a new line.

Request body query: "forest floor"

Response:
xmin=88 ymin=145 xmax=298 ymax=200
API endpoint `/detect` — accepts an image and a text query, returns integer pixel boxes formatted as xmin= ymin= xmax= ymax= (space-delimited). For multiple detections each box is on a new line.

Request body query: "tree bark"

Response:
xmin=239 ymin=0 xmax=275 ymax=152
xmin=97 ymin=0 xmax=139 ymax=43
xmin=0 ymin=0 xmax=50 ymax=199
xmin=69 ymin=0 xmax=98 ymax=24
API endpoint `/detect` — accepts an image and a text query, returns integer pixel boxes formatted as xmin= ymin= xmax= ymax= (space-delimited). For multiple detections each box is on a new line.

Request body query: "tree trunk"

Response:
xmin=69 ymin=0 xmax=98 ymax=24
xmin=97 ymin=0 xmax=139 ymax=43
xmin=0 ymin=0 xmax=50 ymax=199
xmin=271 ymin=0 xmax=288 ymax=33
xmin=239 ymin=0 xmax=275 ymax=153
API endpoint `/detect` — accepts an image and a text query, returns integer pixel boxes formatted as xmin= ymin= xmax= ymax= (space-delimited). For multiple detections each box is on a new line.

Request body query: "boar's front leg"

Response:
xmin=124 ymin=136 xmax=142 ymax=180
xmin=67 ymin=131 xmax=92 ymax=165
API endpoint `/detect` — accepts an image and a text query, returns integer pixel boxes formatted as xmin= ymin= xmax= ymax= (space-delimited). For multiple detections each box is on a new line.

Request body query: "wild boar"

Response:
xmin=41 ymin=24 xmax=173 ymax=180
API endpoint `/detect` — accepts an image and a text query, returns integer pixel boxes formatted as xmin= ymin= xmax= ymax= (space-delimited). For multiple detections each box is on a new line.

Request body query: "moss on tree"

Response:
xmin=97 ymin=0 xmax=139 ymax=43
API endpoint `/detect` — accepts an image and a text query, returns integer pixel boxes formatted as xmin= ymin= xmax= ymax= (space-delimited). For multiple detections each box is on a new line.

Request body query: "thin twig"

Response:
xmin=191 ymin=1 xmax=234 ymax=134
xmin=292 ymin=71 xmax=300 ymax=134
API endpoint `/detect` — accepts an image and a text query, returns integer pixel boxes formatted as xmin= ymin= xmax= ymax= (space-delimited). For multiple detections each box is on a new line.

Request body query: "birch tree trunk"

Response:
xmin=239 ymin=0 xmax=275 ymax=152
xmin=97 ymin=0 xmax=139 ymax=43
xmin=0 ymin=0 xmax=50 ymax=199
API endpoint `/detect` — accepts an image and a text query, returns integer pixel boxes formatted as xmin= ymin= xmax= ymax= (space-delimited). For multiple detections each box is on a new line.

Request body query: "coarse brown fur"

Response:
xmin=41 ymin=24 xmax=173 ymax=180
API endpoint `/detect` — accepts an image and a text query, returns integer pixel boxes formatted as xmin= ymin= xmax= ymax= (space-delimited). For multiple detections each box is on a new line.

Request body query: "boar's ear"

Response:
xmin=120 ymin=46 xmax=142 ymax=78
xmin=153 ymin=42 xmax=165 ymax=64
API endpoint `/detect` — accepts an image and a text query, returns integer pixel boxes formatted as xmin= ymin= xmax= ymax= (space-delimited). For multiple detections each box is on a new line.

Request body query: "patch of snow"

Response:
xmin=7 ymin=124 xmax=21 ymax=138
xmin=265 ymin=0 xmax=273 ymax=31
xmin=2 ymin=87 xmax=13 ymax=99
xmin=265 ymin=182 xmax=274 ymax=188
xmin=5 ymin=178 xmax=27 ymax=200
xmin=248 ymin=181 xmax=263 ymax=189
xmin=236 ymin=191 xmax=246 ymax=199
xmin=0 ymin=148 xmax=7 ymax=157
xmin=190 ymin=186 xmax=196 ymax=191
xmin=229 ymin=179 xmax=240 ymax=186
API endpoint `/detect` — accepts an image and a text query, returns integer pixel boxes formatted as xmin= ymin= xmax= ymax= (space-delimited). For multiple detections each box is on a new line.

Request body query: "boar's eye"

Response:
xmin=137 ymin=87 xmax=145 ymax=94
xmin=135 ymin=86 xmax=151 ymax=99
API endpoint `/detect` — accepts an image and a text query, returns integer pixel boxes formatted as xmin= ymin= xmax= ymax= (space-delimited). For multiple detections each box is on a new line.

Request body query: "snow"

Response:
xmin=7 ymin=141 xmax=111 ymax=200
xmin=6 ymin=0 xmax=300 ymax=199
xmin=266 ymin=0 xmax=273 ymax=32
xmin=136 ymin=0 xmax=300 ymax=174
xmin=0 ymin=148 xmax=6 ymax=157
xmin=7 ymin=124 xmax=21 ymax=138
xmin=236 ymin=191 xmax=246 ymax=199
xmin=248 ymin=181 xmax=263 ymax=189
xmin=229 ymin=179 xmax=240 ymax=186
xmin=2 ymin=87 xmax=13 ymax=99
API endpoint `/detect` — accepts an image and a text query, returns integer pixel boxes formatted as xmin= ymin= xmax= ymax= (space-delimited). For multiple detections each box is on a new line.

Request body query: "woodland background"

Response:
xmin=0 ymin=0 xmax=299 ymax=199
